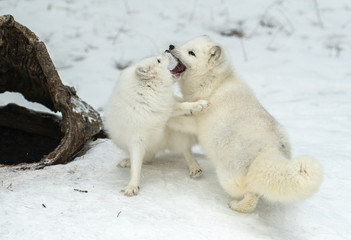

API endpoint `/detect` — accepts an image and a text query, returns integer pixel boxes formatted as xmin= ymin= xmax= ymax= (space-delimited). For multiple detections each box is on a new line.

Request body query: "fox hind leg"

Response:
xmin=183 ymin=149 xmax=202 ymax=178
xmin=121 ymin=145 xmax=145 ymax=196
xmin=229 ymin=192 xmax=259 ymax=213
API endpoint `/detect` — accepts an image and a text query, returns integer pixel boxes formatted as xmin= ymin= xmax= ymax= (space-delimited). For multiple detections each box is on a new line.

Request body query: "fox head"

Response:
xmin=168 ymin=36 xmax=228 ymax=78
xmin=135 ymin=52 xmax=175 ymax=85
xmin=168 ymin=36 xmax=232 ymax=99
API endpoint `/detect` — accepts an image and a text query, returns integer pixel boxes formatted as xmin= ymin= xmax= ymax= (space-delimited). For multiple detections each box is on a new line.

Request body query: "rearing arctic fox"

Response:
xmin=168 ymin=36 xmax=323 ymax=213
xmin=105 ymin=52 xmax=208 ymax=196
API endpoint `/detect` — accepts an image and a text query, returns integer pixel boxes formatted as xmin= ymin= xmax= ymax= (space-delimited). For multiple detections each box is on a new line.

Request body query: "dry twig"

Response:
xmin=313 ymin=0 xmax=324 ymax=29
xmin=74 ymin=188 xmax=88 ymax=193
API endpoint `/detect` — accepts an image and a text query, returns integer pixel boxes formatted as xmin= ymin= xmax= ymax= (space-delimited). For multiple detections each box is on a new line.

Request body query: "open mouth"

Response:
xmin=168 ymin=56 xmax=186 ymax=76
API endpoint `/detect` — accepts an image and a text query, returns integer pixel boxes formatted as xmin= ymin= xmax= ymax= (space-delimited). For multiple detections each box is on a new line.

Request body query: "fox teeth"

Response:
xmin=168 ymin=56 xmax=178 ymax=71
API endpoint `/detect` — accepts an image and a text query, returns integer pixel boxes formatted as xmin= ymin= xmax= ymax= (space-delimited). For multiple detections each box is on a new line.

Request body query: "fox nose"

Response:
xmin=169 ymin=45 xmax=175 ymax=50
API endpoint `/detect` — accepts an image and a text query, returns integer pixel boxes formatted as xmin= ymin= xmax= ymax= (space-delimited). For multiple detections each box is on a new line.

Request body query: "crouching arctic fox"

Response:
xmin=168 ymin=36 xmax=323 ymax=213
xmin=105 ymin=52 xmax=208 ymax=196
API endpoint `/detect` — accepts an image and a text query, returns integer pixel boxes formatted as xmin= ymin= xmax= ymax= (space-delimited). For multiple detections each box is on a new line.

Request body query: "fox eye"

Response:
xmin=188 ymin=51 xmax=196 ymax=57
xmin=157 ymin=59 xmax=161 ymax=63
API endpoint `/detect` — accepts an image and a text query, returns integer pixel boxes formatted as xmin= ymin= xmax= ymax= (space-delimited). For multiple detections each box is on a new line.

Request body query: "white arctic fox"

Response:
xmin=168 ymin=36 xmax=323 ymax=213
xmin=104 ymin=52 xmax=209 ymax=196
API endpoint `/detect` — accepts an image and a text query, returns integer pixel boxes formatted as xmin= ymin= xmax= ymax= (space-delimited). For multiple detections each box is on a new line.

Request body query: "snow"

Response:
xmin=1 ymin=0 xmax=351 ymax=239
xmin=70 ymin=96 xmax=102 ymax=124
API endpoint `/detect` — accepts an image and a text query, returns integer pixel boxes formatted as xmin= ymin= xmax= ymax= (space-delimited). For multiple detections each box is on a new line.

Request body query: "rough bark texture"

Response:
xmin=0 ymin=15 xmax=104 ymax=169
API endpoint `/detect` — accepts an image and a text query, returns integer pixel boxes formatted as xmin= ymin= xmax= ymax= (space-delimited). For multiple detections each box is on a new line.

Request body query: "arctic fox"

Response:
xmin=168 ymin=36 xmax=323 ymax=213
xmin=104 ymin=52 xmax=208 ymax=196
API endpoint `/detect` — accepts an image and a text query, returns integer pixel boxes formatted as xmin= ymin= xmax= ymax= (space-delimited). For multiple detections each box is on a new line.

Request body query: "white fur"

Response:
xmin=169 ymin=36 xmax=323 ymax=213
xmin=104 ymin=53 xmax=208 ymax=196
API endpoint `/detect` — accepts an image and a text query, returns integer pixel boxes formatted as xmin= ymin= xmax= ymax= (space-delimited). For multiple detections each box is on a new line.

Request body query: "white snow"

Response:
xmin=70 ymin=96 xmax=101 ymax=124
xmin=1 ymin=0 xmax=351 ymax=239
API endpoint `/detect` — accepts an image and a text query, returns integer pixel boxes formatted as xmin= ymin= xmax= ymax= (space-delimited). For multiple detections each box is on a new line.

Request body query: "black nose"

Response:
xmin=169 ymin=45 xmax=175 ymax=50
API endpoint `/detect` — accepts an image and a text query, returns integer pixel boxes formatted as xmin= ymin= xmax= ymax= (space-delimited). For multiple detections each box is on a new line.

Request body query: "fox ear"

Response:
xmin=208 ymin=45 xmax=222 ymax=65
xmin=136 ymin=66 xmax=152 ymax=80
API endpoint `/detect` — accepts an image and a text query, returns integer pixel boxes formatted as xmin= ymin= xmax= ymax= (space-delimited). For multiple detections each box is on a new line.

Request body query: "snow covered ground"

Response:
xmin=1 ymin=0 xmax=351 ymax=239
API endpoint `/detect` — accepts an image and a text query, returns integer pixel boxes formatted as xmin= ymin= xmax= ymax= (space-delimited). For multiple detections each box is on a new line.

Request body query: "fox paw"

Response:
xmin=117 ymin=158 xmax=131 ymax=168
xmin=189 ymin=168 xmax=203 ymax=178
xmin=190 ymin=100 xmax=210 ymax=114
xmin=228 ymin=199 xmax=256 ymax=213
xmin=121 ymin=185 xmax=140 ymax=197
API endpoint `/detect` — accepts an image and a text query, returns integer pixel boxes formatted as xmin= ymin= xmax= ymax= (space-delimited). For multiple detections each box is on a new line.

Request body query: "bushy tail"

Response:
xmin=247 ymin=149 xmax=323 ymax=203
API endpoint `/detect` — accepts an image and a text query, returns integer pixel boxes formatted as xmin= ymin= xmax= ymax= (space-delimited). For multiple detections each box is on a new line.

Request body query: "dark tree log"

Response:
xmin=0 ymin=104 xmax=63 ymax=166
xmin=0 ymin=15 xmax=104 ymax=169
xmin=0 ymin=103 xmax=62 ymax=138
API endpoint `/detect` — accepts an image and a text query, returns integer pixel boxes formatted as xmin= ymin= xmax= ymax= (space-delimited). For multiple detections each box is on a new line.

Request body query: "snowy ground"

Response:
xmin=1 ymin=0 xmax=351 ymax=239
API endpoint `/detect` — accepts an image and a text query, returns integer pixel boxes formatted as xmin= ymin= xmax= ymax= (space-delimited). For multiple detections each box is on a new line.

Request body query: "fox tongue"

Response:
xmin=171 ymin=62 xmax=185 ymax=74
xmin=171 ymin=64 xmax=180 ymax=74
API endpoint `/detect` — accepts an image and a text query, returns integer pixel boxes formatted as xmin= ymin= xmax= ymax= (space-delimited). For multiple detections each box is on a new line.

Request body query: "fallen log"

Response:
xmin=0 ymin=15 xmax=104 ymax=169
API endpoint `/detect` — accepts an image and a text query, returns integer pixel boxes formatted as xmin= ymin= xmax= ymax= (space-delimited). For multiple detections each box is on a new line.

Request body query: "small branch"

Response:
xmin=313 ymin=0 xmax=324 ymax=29
xmin=123 ymin=0 xmax=132 ymax=15
xmin=238 ymin=21 xmax=248 ymax=62
xmin=112 ymin=23 xmax=126 ymax=45
xmin=266 ymin=26 xmax=283 ymax=50
xmin=239 ymin=38 xmax=248 ymax=62
xmin=117 ymin=211 xmax=122 ymax=218
xmin=278 ymin=8 xmax=295 ymax=35
xmin=7 ymin=183 xmax=13 ymax=191
xmin=247 ymin=1 xmax=279 ymax=38
xmin=74 ymin=188 xmax=88 ymax=193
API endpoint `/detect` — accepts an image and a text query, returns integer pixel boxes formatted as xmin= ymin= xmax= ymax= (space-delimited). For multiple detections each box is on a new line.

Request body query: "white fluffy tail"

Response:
xmin=247 ymin=149 xmax=323 ymax=203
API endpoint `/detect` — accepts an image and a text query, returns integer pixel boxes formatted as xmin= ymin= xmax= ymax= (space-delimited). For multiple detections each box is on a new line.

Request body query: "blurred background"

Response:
xmin=1 ymin=0 xmax=350 ymax=114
